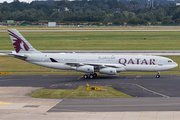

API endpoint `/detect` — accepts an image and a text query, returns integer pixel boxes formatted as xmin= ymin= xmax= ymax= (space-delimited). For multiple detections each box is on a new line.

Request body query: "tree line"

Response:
xmin=0 ymin=0 xmax=180 ymax=25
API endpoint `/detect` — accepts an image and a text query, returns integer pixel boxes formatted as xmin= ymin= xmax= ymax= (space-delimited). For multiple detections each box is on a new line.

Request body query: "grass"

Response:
xmin=1 ymin=31 xmax=180 ymax=50
xmin=0 ymin=55 xmax=58 ymax=72
xmin=30 ymin=86 xmax=132 ymax=98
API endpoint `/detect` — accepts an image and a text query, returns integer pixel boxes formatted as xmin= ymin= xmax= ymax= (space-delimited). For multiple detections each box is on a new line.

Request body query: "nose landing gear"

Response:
xmin=156 ymin=71 xmax=160 ymax=78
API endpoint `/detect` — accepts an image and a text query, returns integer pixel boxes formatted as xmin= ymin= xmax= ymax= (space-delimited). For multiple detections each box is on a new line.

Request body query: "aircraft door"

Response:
xmin=158 ymin=58 xmax=163 ymax=66
xmin=41 ymin=55 xmax=49 ymax=62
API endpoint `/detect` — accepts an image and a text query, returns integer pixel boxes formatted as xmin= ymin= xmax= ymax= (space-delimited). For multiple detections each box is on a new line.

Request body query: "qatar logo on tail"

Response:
xmin=8 ymin=30 xmax=29 ymax=53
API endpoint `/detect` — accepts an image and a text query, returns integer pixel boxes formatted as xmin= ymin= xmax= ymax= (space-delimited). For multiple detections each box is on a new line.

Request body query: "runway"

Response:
xmin=1 ymin=75 xmax=180 ymax=112
xmin=1 ymin=29 xmax=180 ymax=32
xmin=1 ymin=50 xmax=180 ymax=55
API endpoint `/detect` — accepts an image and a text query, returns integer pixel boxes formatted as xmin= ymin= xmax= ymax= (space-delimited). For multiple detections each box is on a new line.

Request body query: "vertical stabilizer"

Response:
xmin=7 ymin=29 xmax=40 ymax=53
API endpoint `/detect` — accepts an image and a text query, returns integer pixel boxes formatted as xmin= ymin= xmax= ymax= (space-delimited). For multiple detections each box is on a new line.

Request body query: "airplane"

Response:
xmin=7 ymin=29 xmax=178 ymax=79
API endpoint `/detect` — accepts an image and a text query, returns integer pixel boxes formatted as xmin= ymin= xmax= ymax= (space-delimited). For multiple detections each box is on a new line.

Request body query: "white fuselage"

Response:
xmin=21 ymin=53 xmax=178 ymax=72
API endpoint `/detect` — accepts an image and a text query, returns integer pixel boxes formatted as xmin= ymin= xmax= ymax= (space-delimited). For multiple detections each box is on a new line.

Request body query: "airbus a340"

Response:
xmin=7 ymin=29 xmax=178 ymax=78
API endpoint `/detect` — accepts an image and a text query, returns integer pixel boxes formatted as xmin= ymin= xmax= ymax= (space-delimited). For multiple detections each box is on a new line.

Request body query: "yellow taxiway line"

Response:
xmin=0 ymin=102 xmax=12 ymax=105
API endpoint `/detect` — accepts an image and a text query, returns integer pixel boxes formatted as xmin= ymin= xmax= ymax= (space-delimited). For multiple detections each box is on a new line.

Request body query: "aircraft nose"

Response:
xmin=174 ymin=62 xmax=178 ymax=68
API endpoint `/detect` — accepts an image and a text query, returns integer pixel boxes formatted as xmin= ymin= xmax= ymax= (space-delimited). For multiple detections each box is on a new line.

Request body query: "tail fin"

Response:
xmin=7 ymin=29 xmax=40 ymax=53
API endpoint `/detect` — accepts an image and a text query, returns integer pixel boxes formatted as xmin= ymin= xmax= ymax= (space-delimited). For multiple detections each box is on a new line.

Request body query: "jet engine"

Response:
xmin=76 ymin=65 xmax=94 ymax=73
xmin=99 ymin=67 xmax=116 ymax=75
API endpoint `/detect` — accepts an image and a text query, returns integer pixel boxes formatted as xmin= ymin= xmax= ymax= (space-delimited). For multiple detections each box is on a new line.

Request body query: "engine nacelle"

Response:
xmin=76 ymin=65 xmax=94 ymax=73
xmin=99 ymin=67 xmax=116 ymax=75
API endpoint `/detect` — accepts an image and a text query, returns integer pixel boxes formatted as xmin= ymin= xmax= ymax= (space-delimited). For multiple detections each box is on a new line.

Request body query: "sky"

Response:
xmin=1 ymin=0 xmax=33 ymax=3
xmin=0 ymin=0 xmax=75 ymax=3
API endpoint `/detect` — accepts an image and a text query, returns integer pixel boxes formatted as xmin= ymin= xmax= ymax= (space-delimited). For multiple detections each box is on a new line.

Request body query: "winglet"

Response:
xmin=50 ymin=58 xmax=58 ymax=62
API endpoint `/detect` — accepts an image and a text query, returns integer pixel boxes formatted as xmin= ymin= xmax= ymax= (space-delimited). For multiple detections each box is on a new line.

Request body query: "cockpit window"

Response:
xmin=168 ymin=60 xmax=172 ymax=62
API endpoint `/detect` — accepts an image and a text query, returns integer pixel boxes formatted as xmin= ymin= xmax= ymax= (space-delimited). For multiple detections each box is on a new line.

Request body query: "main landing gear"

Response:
xmin=83 ymin=73 xmax=97 ymax=79
xmin=156 ymin=71 xmax=160 ymax=78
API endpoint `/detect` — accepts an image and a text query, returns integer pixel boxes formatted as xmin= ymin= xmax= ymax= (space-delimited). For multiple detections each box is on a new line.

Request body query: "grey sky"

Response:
xmin=0 ymin=0 xmax=74 ymax=3
xmin=1 ymin=0 xmax=33 ymax=3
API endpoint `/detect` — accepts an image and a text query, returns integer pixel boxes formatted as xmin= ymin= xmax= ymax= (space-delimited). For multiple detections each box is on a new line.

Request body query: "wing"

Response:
xmin=50 ymin=58 xmax=122 ymax=68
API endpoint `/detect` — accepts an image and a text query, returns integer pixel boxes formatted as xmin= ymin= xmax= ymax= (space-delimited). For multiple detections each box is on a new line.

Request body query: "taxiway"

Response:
xmin=1 ymin=75 xmax=180 ymax=112
xmin=1 ymin=75 xmax=180 ymax=119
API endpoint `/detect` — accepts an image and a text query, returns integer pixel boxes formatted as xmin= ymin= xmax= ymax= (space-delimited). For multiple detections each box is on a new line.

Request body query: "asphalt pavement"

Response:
xmin=1 ymin=75 xmax=180 ymax=112
xmin=1 ymin=75 xmax=180 ymax=97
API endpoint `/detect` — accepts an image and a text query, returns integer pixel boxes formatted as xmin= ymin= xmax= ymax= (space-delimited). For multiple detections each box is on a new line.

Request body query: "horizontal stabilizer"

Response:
xmin=9 ymin=53 xmax=28 ymax=60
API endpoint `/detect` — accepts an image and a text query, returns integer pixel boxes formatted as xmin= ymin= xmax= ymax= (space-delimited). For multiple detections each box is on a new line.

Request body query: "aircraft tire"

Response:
xmin=156 ymin=75 xmax=160 ymax=78
xmin=89 ymin=74 xmax=94 ymax=79
xmin=93 ymin=73 xmax=97 ymax=78
xmin=83 ymin=75 xmax=88 ymax=79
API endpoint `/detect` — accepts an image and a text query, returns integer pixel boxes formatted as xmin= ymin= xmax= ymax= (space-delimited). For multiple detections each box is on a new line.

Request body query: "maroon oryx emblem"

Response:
xmin=8 ymin=30 xmax=29 ymax=53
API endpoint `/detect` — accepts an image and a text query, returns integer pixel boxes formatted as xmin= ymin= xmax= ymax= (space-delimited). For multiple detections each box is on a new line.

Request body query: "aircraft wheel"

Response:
xmin=93 ymin=73 xmax=97 ymax=78
xmin=89 ymin=74 xmax=94 ymax=79
xmin=83 ymin=75 xmax=88 ymax=79
xmin=156 ymin=75 xmax=160 ymax=78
